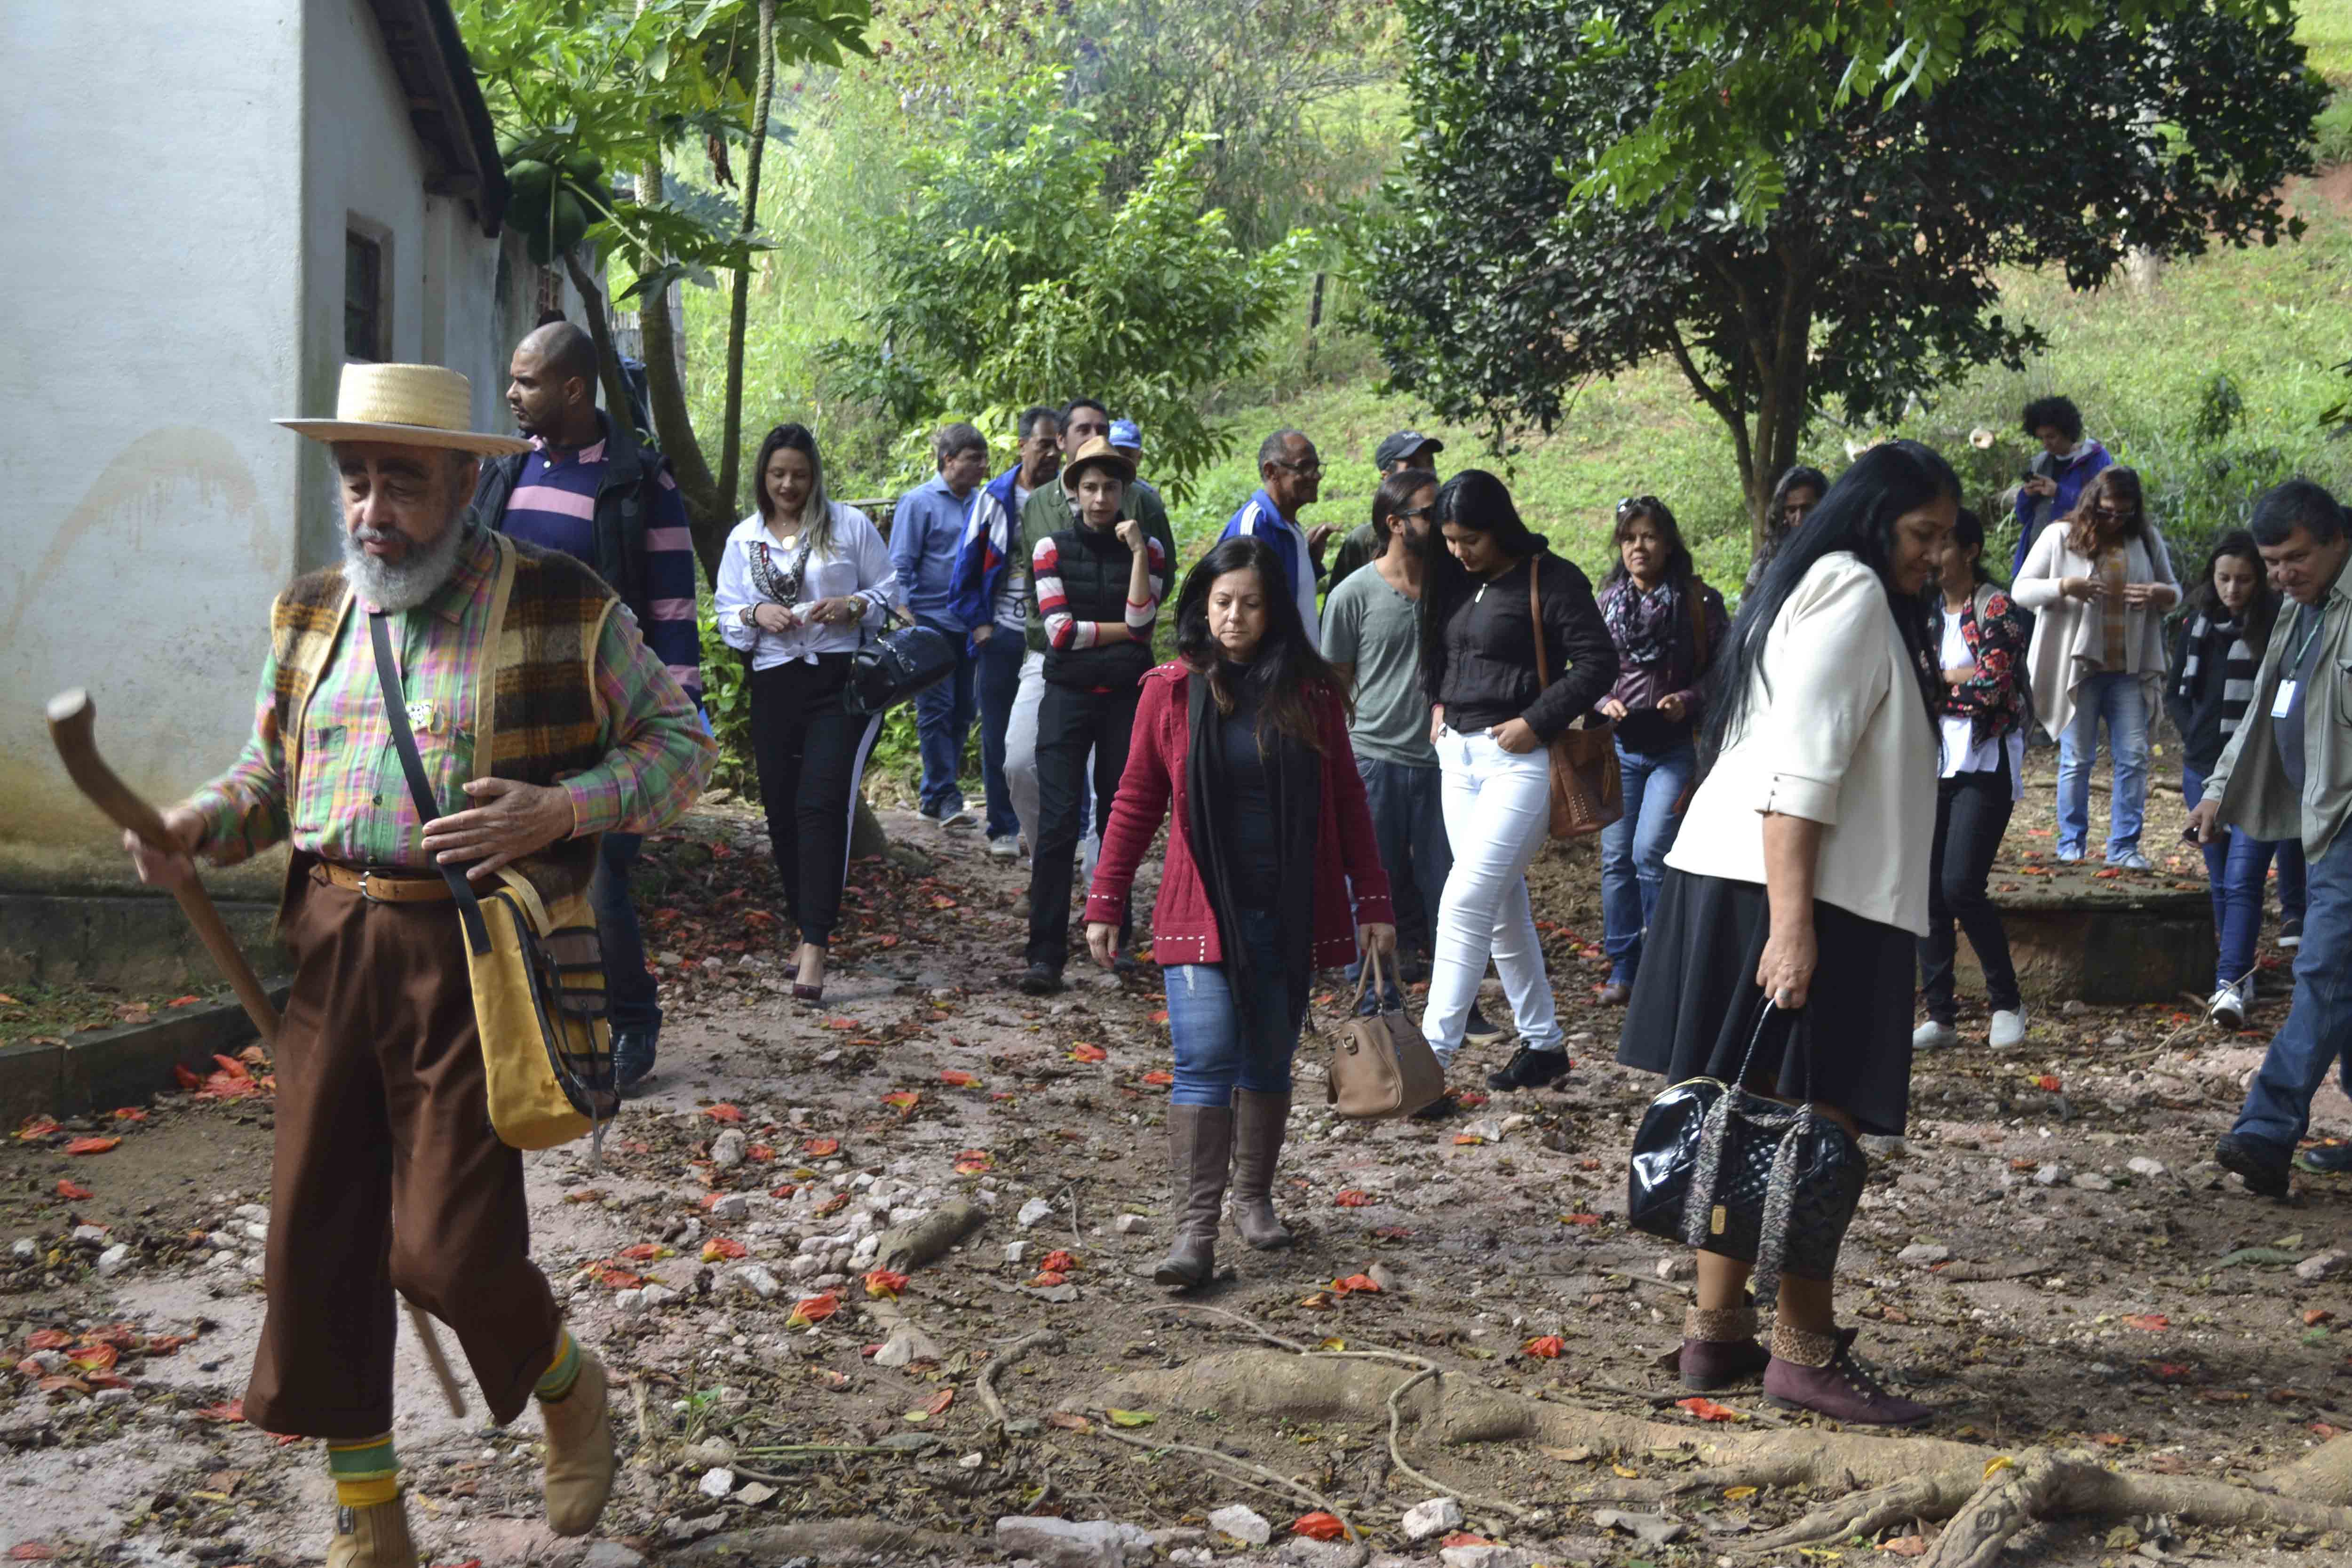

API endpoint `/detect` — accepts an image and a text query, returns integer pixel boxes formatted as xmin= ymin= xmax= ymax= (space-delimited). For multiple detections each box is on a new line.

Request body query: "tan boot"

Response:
xmin=540 ymin=1348 xmax=617 ymax=1536
xmin=1228 ymin=1089 xmax=1295 ymax=1250
xmin=1153 ymin=1104 xmax=1233 ymax=1289
xmin=326 ymin=1497 xmax=417 ymax=1568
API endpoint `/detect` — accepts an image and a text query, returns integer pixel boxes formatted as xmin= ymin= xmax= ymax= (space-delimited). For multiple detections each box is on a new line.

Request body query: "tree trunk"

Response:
xmin=718 ymin=0 xmax=777 ymax=536
xmin=635 ymin=155 xmax=729 ymax=582
xmin=560 ymin=250 xmax=636 ymax=436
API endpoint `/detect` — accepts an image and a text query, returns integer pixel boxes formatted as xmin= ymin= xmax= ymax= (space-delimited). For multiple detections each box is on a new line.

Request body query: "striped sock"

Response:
xmin=534 ymin=1328 xmax=582 ymax=1403
xmin=327 ymin=1432 xmax=400 ymax=1508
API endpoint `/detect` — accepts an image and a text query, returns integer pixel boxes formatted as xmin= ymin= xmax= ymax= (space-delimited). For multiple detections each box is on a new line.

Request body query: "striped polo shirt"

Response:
xmin=499 ymin=430 xmax=704 ymax=697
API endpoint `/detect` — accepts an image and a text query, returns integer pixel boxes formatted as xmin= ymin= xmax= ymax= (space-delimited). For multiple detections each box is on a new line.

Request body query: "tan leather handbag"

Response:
xmin=1530 ymin=565 xmax=1621 ymax=838
xmin=1324 ymin=949 xmax=1448 ymax=1119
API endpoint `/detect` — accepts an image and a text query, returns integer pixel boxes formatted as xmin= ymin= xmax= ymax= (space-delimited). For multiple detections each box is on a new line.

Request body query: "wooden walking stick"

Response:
xmin=45 ymin=689 xmax=470 ymax=1418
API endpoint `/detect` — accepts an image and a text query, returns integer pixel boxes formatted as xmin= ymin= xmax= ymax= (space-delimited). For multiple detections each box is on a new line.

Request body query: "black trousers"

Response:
xmin=1917 ymin=756 xmax=2023 ymax=1021
xmin=749 ymin=655 xmax=882 ymax=948
xmin=1027 ymin=681 xmax=1141 ymax=970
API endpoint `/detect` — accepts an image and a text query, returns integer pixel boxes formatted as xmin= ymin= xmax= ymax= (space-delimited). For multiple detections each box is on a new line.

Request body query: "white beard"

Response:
xmin=344 ymin=519 xmax=467 ymax=612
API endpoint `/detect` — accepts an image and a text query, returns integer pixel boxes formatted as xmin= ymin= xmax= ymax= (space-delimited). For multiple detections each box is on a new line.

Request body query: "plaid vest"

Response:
xmin=270 ymin=537 xmax=613 ymax=901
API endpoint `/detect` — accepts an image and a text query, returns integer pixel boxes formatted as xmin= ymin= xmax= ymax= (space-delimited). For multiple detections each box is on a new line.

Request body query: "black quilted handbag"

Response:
xmin=844 ymin=608 xmax=958 ymax=716
xmin=1626 ymin=1002 xmax=1868 ymax=1302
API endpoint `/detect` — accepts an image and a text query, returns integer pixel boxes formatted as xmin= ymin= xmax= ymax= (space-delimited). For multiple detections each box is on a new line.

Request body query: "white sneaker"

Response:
xmin=1988 ymin=1009 xmax=2027 ymax=1050
xmin=1912 ymin=1020 xmax=1960 ymax=1051
xmin=986 ymin=834 xmax=1020 ymax=860
xmin=2208 ymin=984 xmax=2247 ymax=1030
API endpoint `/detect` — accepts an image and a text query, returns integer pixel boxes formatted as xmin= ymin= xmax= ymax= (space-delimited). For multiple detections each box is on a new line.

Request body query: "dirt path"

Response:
xmin=7 ymin=771 xmax=2352 ymax=1567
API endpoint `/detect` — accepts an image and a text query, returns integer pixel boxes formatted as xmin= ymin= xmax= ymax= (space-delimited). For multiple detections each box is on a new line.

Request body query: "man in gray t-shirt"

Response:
xmin=1321 ymin=468 xmax=1495 ymax=1049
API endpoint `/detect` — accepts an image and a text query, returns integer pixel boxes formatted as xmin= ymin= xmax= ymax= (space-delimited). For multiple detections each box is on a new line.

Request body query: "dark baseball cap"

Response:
xmin=1374 ymin=430 xmax=1444 ymax=469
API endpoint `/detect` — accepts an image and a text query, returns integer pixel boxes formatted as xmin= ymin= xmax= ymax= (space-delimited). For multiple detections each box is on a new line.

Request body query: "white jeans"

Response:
xmin=1423 ymin=728 xmax=1564 ymax=1062
xmin=1006 ymin=650 xmax=1096 ymax=875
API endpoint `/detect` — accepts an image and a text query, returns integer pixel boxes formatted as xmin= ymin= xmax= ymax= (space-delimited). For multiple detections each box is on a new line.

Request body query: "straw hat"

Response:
xmin=277 ymin=363 xmax=530 ymax=455
xmin=1062 ymin=434 xmax=1136 ymax=486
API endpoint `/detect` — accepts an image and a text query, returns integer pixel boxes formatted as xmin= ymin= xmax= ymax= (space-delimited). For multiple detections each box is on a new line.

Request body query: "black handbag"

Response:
xmin=844 ymin=608 xmax=958 ymax=716
xmin=1626 ymin=1002 xmax=1868 ymax=1303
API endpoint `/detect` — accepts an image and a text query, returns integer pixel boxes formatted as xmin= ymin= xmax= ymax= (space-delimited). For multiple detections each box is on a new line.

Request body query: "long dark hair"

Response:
xmin=2188 ymin=527 xmax=2281 ymax=650
xmin=1945 ymin=507 xmax=1998 ymax=588
xmin=1418 ymin=470 xmax=1547 ymax=681
xmin=752 ymin=422 xmax=835 ymax=554
xmin=1601 ymin=495 xmax=1693 ymax=590
xmin=2063 ymin=465 xmax=2147 ymax=557
xmin=1174 ymin=536 xmax=1348 ymax=751
xmin=1705 ymin=439 xmax=1957 ymax=756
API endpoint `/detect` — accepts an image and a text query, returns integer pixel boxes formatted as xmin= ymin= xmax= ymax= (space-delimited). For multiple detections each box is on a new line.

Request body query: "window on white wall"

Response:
xmin=345 ymin=226 xmax=388 ymax=361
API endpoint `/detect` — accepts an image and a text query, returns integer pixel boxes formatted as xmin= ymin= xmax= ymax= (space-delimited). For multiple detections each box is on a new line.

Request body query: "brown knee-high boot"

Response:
xmin=1228 ymin=1090 xmax=1295 ymax=1250
xmin=1155 ymin=1104 xmax=1234 ymax=1289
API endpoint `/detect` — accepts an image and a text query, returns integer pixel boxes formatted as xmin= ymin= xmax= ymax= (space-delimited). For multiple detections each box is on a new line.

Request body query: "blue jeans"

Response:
xmin=1349 ymin=757 xmax=1450 ymax=1013
xmin=2056 ymin=671 xmax=2150 ymax=858
xmin=913 ymin=615 xmax=977 ymax=817
xmin=2230 ymin=838 xmax=2352 ymax=1148
xmin=591 ymin=831 xmax=661 ymax=1036
xmin=2185 ymin=762 xmax=2309 ymax=991
xmin=1599 ymin=740 xmax=1696 ymax=987
xmin=973 ymin=630 xmax=1023 ymax=839
xmin=1166 ymin=909 xmax=1300 ymax=1106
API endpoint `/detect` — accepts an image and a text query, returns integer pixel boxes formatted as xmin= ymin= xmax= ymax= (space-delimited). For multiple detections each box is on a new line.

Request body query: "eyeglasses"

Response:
xmin=2090 ymin=504 xmax=2137 ymax=522
xmin=1616 ymin=495 xmax=1661 ymax=520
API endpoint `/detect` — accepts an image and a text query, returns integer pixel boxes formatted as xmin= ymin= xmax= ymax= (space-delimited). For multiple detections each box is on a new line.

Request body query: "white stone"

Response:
xmin=1018 ymin=1198 xmax=1054 ymax=1229
xmin=233 ymin=1203 xmax=269 ymax=1222
xmin=697 ymin=1466 xmax=735 ymax=1498
xmin=642 ymin=1284 xmax=681 ymax=1309
xmin=1402 ymin=1496 xmax=1464 ymax=1541
xmin=733 ymin=1265 xmax=782 ymax=1300
xmin=2128 ymin=1156 xmax=2168 ymax=1178
xmin=850 ymin=1234 xmax=880 ymax=1267
xmin=1896 ymin=1242 xmax=1949 ymax=1265
xmin=1113 ymin=1214 xmax=1147 ymax=1234
xmin=9 ymin=1239 xmax=34 ymax=1260
xmin=710 ymin=1131 xmax=748 ymax=1170
xmin=1208 ymin=1505 xmax=1271 ymax=1545
xmin=206 ymin=1230 xmax=240 ymax=1250
xmin=889 ymin=1204 xmax=925 ymax=1226
xmin=994 ymin=1516 xmax=1157 ymax=1568
xmin=93 ymin=1387 xmax=133 ymax=1408
xmin=242 ymin=1222 xmax=269 ymax=1243
xmin=1654 ymin=1255 xmax=1694 ymax=1281
xmin=2072 ymin=1172 xmax=2115 ymax=1192
xmin=242 ymin=1255 xmax=266 ymax=1276
xmin=613 ymin=1289 xmax=648 ymax=1317
xmin=95 ymin=1243 xmax=132 ymax=1277
xmin=1004 ymin=1242 xmax=1031 ymax=1265
xmin=710 ymin=1194 xmax=750 ymax=1220
xmin=580 ymin=1542 xmax=647 ymax=1568
xmin=2297 ymin=1251 xmax=2347 ymax=1282
xmin=71 ymin=1225 xmax=109 ymax=1243
xmin=787 ymin=1254 xmax=823 ymax=1280
xmin=2033 ymin=1163 xmax=2067 ymax=1186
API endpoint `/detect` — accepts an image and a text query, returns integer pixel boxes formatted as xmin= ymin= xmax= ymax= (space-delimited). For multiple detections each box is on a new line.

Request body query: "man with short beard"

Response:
xmin=119 ymin=364 xmax=713 ymax=1566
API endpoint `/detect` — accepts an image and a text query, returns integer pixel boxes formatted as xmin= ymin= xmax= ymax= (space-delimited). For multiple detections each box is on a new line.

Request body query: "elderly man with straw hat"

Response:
xmin=120 ymin=363 xmax=715 ymax=1563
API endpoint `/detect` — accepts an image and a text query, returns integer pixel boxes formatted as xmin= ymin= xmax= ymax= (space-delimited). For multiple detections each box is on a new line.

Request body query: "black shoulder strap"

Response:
xmin=367 ymin=611 xmax=493 ymax=955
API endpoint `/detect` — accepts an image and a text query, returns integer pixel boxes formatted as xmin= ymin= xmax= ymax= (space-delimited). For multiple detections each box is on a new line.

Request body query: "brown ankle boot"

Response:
xmin=326 ymin=1497 xmax=417 ymax=1568
xmin=1154 ymin=1105 xmax=1234 ymax=1289
xmin=540 ymin=1347 xmax=617 ymax=1536
xmin=1228 ymin=1090 xmax=1295 ymax=1250
xmin=1763 ymin=1323 xmax=1931 ymax=1426
xmin=1678 ymin=1304 xmax=1770 ymax=1390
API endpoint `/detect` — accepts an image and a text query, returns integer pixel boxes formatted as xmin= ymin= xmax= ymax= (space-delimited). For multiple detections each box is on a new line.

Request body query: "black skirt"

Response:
xmin=1616 ymin=869 xmax=1918 ymax=1137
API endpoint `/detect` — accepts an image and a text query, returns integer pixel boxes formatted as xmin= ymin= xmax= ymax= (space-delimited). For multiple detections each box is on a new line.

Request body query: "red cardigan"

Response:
xmin=1085 ymin=662 xmax=1394 ymax=969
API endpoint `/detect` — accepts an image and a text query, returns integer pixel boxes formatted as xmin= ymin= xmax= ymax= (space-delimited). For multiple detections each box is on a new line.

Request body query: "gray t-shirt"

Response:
xmin=1321 ymin=563 xmax=1437 ymax=768
xmin=2276 ymin=603 xmax=2327 ymax=793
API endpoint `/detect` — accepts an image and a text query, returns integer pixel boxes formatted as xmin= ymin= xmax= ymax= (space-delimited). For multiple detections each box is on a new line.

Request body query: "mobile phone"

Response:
xmin=2019 ymin=467 xmax=2037 ymax=484
xmin=2181 ymin=823 xmax=2204 ymax=845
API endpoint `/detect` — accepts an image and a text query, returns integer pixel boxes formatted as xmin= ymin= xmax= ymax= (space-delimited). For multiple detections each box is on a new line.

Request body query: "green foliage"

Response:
xmin=1359 ymin=0 xmax=2323 ymax=525
xmin=823 ymin=72 xmax=1312 ymax=499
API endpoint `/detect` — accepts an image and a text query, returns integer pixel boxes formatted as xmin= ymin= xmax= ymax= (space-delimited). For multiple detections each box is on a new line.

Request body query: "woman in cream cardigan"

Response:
xmin=2011 ymin=467 xmax=2179 ymax=870
xmin=1619 ymin=440 xmax=1956 ymax=1426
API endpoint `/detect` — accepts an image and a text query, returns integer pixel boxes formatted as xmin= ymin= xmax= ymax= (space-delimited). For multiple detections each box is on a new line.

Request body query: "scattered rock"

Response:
xmin=1896 ymin=1242 xmax=1949 ymax=1265
xmin=2297 ymin=1251 xmax=2347 ymax=1282
xmin=873 ymin=1326 xmax=943 ymax=1368
xmin=1208 ymin=1504 xmax=1271 ymax=1545
xmin=1366 ymin=1262 xmax=1399 ymax=1292
xmin=642 ymin=1283 xmax=681 ymax=1309
xmin=1402 ymin=1496 xmax=1465 ymax=1541
xmin=1591 ymin=1508 xmax=1687 ymax=1548
xmin=736 ymin=1481 xmax=778 ymax=1507
xmin=582 ymin=1542 xmax=647 ymax=1568
xmin=1439 ymin=1546 xmax=1540 ymax=1568
xmin=698 ymin=1466 xmax=736 ymax=1498
xmin=2128 ymin=1156 xmax=2169 ymax=1178
xmin=1653 ymin=1255 xmax=1694 ymax=1281
xmin=1018 ymin=1198 xmax=1055 ymax=1229
xmin=2061 ymin=1000 xmax=2089 ymax=1016
xmin=711 ymin=1194 xmax=751 ymax=1221
xmin=614 ymin=1288 xmax=648 ymax=1317
xmin=1860 ymin=1135 xmax=1911 ymax=1160
xmin=2072 ymin=1172 xmax=2115 ymax=1192
xmin=733 ymin=1265 xmax=782 ymax=1300
xmin=2034 ymin=1163 xmax=2067 ymax=1187
xmin=1276 ymin=1539 xmax=1370 ymax=1568
xmin=95 ymin=1243 xmax=132 ymax=1277
xmin=1113 ymin=1214 xmax=1148 ymax=1234
xmin=9 ymin=1239 xmax=33 ymax=1260
xmin=711 ymin=1130 xmax=748 ymax=1170
xmin=994 ymin=1515 xmax=1156 ymax=1568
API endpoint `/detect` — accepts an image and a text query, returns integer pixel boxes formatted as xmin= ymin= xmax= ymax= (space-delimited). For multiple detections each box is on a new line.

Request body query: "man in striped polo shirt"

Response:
xmin=474 ymin=320 xmax=703 ymax=1094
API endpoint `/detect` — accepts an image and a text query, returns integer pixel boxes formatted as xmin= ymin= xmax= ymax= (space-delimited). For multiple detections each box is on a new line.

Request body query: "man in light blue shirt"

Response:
xmin=893 ymin=422 xmax=991 ymax=828
xmin=1221 ymin=429 xmax=1331 ymax=636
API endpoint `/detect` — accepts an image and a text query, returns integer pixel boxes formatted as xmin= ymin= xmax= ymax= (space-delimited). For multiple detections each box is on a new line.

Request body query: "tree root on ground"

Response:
xmin=1097 ymin=1346 xmax=2352 ymax=1565
xmin=674 ymin=1519 xmax=976 ymax=1562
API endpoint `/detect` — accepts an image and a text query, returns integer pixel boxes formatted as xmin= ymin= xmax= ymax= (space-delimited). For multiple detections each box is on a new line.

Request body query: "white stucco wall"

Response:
xmin=0 ymin=0 xmax=542 ymax=890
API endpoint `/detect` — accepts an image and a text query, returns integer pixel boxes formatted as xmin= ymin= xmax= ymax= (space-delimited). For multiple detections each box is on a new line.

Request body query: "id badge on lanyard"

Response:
xmin=2273 ymin=679 xmax=2298 ymax=720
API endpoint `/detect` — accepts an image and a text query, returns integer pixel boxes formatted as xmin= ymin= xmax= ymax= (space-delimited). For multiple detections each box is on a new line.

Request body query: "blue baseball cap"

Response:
xmin=1107 ymin=419 xmax=1142 ymax=453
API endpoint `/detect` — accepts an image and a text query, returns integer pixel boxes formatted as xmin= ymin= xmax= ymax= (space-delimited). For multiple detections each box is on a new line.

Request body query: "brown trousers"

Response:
xmin=243 ymin=855 xmax=563 ymax=1438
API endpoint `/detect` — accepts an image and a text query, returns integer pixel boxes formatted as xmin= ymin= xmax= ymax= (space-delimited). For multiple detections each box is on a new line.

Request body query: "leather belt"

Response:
xmin=316 ymin=862 xmax=454 ymax=903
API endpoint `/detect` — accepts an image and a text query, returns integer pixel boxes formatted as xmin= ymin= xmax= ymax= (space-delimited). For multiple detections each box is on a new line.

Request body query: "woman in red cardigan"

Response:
xmin=1085 ymin=535 xmax=1396 ymax=1289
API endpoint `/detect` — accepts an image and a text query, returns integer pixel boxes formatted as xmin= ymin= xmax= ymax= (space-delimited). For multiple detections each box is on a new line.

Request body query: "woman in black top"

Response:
xmin=1017 ymin=436 xmax=1167 ymax=994
xmin=1418 ymin=471 xmax=1617 ymax=1100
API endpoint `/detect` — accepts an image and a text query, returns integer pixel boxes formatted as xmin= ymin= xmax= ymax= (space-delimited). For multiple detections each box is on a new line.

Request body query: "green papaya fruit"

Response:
xmin=551 ymin=190 xmax=588 ymax=254
xmin=509 ymin=158 xmax=555 ymax=199
xmin=560 ymin=151 xmax=604 ymax=186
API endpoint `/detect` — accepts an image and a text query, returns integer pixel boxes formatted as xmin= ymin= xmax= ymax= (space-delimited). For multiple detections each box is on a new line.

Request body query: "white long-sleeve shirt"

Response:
xmin=712 ymin=504 xmax=898 ymax=671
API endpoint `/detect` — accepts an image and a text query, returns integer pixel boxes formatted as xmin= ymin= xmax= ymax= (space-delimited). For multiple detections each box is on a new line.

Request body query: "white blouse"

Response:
xmin=712 ymin=504 xmax=899 ymax=672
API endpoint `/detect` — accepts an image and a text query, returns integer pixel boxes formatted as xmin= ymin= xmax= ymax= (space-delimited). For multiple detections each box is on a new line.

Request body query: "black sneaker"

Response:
xmin=2298 ymin=1141 xmax=2352 ymax=1174
xmin=1462 ymin=1005 xmax=1508 ymax=1046
xmin=2281 ymin=915 xmax=2304 ymax=949
xmin=1017 ymin=963 xmax=1065 ymax=996
xmin=1486 ymin=1045 xmax=1572 ymax=1092
xmin=612 ymin=1030 xmax=657 ymax=1096
xmin=2215 ymin=1132 xmax=2293 ymax=1198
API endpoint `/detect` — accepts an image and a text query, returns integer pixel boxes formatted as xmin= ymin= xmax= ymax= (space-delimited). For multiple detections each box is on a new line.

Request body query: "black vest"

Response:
xmin=1043 ymin=525 xmax=1153 ymax=691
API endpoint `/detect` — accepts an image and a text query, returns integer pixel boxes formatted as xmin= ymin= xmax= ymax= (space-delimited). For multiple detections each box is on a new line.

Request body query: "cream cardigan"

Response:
xmin=1665 ymin=553 xmax=1938 ymax=935
xmin=2010 ymin=521 xmax=2179 ymax=735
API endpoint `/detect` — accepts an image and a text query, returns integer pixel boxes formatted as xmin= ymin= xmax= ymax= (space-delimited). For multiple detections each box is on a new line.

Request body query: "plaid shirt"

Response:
xmin=189 ymin=527 xmax=712 ymax=869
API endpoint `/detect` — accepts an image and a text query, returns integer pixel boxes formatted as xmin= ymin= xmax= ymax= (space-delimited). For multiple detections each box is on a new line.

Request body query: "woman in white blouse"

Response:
xmin=2011 ymin=466 xmax=2179 ymax=870
xmin=713 ymin=423 xmax=899 ymax=1004
xmin=1618 ymin=439 xmax=1955 ymax=1427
